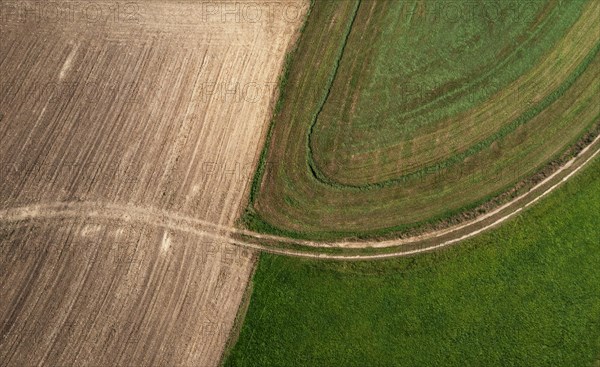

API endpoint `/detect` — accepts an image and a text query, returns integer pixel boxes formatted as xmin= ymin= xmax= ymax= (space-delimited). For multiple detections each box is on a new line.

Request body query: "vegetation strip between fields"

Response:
xmin=248 ymin=1 xmax=314 ymax=205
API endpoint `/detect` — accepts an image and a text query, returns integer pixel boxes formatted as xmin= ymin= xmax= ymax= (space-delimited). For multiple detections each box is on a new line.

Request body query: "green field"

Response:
xmin=224 ymin=156 xmax=600 ymax=367
xmin=245 ymin=0 xmax=600 ymax=240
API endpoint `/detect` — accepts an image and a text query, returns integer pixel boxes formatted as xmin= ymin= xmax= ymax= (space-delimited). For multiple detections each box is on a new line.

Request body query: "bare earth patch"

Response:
xmin=0 ymin=1 xmax=306 ymax=365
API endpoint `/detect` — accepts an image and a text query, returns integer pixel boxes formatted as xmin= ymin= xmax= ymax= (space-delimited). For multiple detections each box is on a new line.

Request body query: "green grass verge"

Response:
xmin=225 ymin=157 xmax=600 ymax=367
xmin=247 ymin=1 xmax=314 ymax=205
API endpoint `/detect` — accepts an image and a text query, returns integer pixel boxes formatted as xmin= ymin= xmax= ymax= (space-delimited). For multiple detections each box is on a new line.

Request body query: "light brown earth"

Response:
xmin=0 ymin=1 xmax=307 ymax=365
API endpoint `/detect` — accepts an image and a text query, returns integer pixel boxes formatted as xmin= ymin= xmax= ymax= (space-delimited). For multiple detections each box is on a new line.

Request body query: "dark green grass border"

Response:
xmin=247 ymin=1 xmax=315 ymax=206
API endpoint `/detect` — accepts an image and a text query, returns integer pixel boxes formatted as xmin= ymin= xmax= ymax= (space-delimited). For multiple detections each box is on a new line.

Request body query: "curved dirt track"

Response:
xmin=2 ymin=133 xmax=598 ymax=261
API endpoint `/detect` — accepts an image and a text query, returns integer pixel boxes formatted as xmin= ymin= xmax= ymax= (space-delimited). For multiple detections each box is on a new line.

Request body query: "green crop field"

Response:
xmin=224 ymin=156 xmax=600 ymax=367
xmin=224 ymin=1 xmax=600 ymax=364
xmin=245 ymin=0 xmax=600 ymax=240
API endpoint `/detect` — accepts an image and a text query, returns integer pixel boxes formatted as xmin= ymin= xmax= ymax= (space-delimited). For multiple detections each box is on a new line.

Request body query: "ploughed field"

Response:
xmin=0 ymin=1 xmax=306 ymax=366
xmin=247 ymin=0 xmax=600 ymax=240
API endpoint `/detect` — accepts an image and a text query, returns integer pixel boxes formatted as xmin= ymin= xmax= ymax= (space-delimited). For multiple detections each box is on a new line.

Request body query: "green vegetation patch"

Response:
xmin=225 ymin=157 xmax=600 ymax=366
xmin=248 ymin=0 xmax=600 ymax=239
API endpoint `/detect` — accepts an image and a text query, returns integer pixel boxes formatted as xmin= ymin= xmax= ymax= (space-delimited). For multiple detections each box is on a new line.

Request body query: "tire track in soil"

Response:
xmin=2 ymin=134 xmax=598 ymax=260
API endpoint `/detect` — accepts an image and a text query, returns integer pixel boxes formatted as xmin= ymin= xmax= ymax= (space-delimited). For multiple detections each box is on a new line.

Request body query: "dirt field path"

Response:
xmin=0 ymin=1 xmax=307 ymax=366
xmin=2 ymin=134 xmax=598 ymax=261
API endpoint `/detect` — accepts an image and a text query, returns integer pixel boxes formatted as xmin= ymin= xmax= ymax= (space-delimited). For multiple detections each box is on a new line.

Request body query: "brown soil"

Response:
xmin=0 ymin=1 xmax=307 ymax=365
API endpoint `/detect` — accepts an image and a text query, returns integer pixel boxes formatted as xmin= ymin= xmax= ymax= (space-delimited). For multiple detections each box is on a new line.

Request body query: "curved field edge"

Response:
xmin=242 ymin=0 xmax=600 ymax=241
xmin=224 ymin=155 xmax=600 ymax=367
xmin=234 ymin=131 xmax=599 ymax=257
xmin=243 ymin=120 xmax=599 ymax=243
